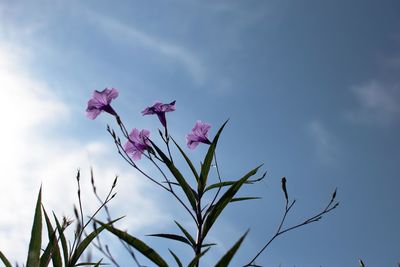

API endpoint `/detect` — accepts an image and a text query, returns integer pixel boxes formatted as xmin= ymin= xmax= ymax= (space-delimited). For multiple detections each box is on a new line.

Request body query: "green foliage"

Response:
xmin=0 ymin=250 xmax=12 ymax=267
xmin=215 ymin=230 xmax=248 ymax=267
xmin=202 ymin=165 xmax=262 ymax=239
xmin=26 ymin=187 xmax=43 ymax=267
xmin=198 ymin=120 xmax=228 ymax=194
xmin=97 ymin=220 xmax=169 ymax=267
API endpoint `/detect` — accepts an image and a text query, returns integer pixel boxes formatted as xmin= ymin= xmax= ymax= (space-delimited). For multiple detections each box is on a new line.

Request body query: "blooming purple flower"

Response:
xmin=86 ymin=88 xmax=119 ymax=119
xmin=141 ymin=101 xmax=176 ymax=127
xmin=186 ymin=120 xmax=212 ymax=149
xmin=124 ymin=128 xmax=151 ymax=160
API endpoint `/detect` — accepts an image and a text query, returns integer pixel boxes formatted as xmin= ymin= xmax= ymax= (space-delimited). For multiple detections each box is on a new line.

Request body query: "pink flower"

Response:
xmin=124 ymin=128 xmax=151 ymax=160
xmin=86 ymin=88 xmax=119 ymax=119
xmin=142 ymin=101 xmax=176 ymax=127
xmin=186 ymin=120 xmax=212 ymax=149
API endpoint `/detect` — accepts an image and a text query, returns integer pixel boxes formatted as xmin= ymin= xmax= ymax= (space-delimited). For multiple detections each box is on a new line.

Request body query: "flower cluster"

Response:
xmin=86 ymin=88 xmax=212 ymax=160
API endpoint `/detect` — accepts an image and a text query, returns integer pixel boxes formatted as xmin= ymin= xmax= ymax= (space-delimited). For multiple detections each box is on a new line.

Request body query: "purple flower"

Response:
xmin=142 ymin=101 xmax=176 ymax=127
xmin=124 ymin=128 xmax=151 ymax=160
xmin=86 ymin=88 xmax=119 ymax=119
xmin=186 ymin=120 xmax=212 ymax=149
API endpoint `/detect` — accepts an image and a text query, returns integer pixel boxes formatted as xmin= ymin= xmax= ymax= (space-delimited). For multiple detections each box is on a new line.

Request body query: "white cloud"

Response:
xmin=307 ymin=121 xmax=338 ymax=163
xmin=347 ymin=80 xmax=400 ymax=125
xmin=83 ymin=9 xmax=206 ymax=85
xmin=0 ymin=41 xmax=166 ymax=263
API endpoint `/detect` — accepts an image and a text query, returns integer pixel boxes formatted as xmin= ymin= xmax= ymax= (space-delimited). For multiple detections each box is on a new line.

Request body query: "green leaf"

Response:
xmin=41 ymin=207 xmax=62 ymax=267
xmin=204 ymin=175 xmax=265 ymax=193
xmin=169 ymin=249 xmax=183 ymax=267
xmin=69 ymin=217 xmax=122 ymax=267
xmin=53 ymin=213 xmax=68 ymax=266
xmin=174 ymin=221 xmax=196 ymax=247
xmin=202 ymin=165 xmax=262 ymax=239
xmin=0 ymin=250 xmax=12 ymax=267
xmin=150 ymin=140 xmax=197 ymax=210
xmin=187 ymin=247 xmax=210 ymax=267
xmin=98 ymin=221 xmax=168 ymax=267
xmin=147 ymin=233 xmax=191 ymax=246
xmin=201 ymin=243 xmax=217 ymax=248
xmin=230 ymin=197 xmax=261 ymax=203
xmin=198 ymin=120 xmax=228 ymax=194
xmin=75 ymin=261 xmax=105 ymax=266
xmin=215 ymin=230 xmax=248 ymax=267
xmin=172 ymin=138 xmax=200 ymax=182
xmin=26 ymin=187 xmax=43 ymax=267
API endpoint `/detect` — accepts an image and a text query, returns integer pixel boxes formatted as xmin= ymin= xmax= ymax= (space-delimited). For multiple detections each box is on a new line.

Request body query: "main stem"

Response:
xmin=195 ymin=196 xmax=204 ymax=267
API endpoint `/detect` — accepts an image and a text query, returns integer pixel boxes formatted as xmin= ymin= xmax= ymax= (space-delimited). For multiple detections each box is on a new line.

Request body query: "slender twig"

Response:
xmin=89 ymin=171 xmax=142 ymax=267
xmin=243 ymin=189 xmax=339 ymax=266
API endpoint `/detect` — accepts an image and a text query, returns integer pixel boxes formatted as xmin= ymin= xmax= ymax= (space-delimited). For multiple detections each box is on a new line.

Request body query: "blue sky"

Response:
xmin=0 ymin=0 xmax=399 ymax=266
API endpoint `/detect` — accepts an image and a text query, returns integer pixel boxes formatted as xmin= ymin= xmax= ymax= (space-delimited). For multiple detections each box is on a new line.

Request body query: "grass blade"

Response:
xmin=0 ymin=250 xmax=12 ymax=267
xmin=215 ymin=230 xmax=248 ymax=267
xmin=174 ymin=221 xmax=196 ymax=247
xmin=26 ymin=187 xmax=43 ymax=267
xmin=69 ymin=217 xmax=122 ymax=266
xmin=147 ymin=233 xmax=191 ymax=246
xmin=41 ymin=207 xmax=62 ymax=267
xmin=97 ymin=221 xmax=168 ymax=267
xmin=230 ymin=197 xmax=261 ymax=203
xmin=53 ymin=213 xmax=68 ymax=266
xmin=169 ymin=249 xmax=183 ymax=267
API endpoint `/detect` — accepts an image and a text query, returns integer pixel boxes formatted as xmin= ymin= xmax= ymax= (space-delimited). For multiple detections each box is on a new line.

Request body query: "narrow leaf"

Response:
xmin=150 ymin=140 xmax=197 ymax=210
xmin=174 ymin=221 xmax=196 ymax=247
xmin=0 ymin=250 xmax=12 ymax=267
xmin=202 ymin=165 xmax=262 ymax=239
xmin=97 ymin=221 xmax=168 ymax=267
xmin=147 ymin=233 xmax=191 ymax=246
xmin=230 ymin=197 xmax=261 ymax=203
xmin=172 ymin=138 xmax=200 ymax=182
xmin=41 ymin=207 xmax=62 ymax=267
xmin=26 ymin=187 xmax=43 ymax=267
xmin=187 ymin=247 xmax=210 ymax=267
xmin=169 ymin=249 xmax=183 ymax=267
xmin=69 ymin=217 xmax=122 ymax=266
xmin=215 ymin=230 xmax=248 ymax=267
xmin=198 ymin=120 xmax=228 ymax=194
xmin=53 ymin=213 xmax=68 ymax=267
xmin=201 ymin=243 xmax=217 ymax=248
xmin=204 ymin=175 xmax=265 ymax=193
xmin=75 ymin=261 xmax=105 ymax=266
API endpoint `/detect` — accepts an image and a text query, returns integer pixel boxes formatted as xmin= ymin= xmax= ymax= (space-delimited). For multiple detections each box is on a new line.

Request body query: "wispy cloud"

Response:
xmin=307 ymin=121 xmax=338 ymax=163
xmin=0 ymin=39 xmax=166 ymax=263
xmin=347 ymin=80 xmax=400 ymax=125
xmin=83 ymin=9 xmax=206 ymax=85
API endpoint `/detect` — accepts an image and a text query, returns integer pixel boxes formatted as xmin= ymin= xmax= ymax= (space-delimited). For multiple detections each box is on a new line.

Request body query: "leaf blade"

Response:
xmin=172 ymin=137 xmax=200 ymax=182
xmin=174 ymin=221 xmax=196 ymax=247
xmin=198 ymin=120 xmax=228 ymax=194
xmin=26 ymin=187 xmax=43 ymax=267
xmin=202 ymin=165 xmax=262 ymax=239
xmin=215 ymin=230 xmax=249 ymax=267
xmin=98 ymin=221 xmax=168 ymax=267
xmin=147 ymin=233 xmax=191 ymax=245
xmin=41 ymin=207 xmax=62 ymax=267
xmin=150 ymin=140 xmax=197 ymax=210
xmin=0 ymin=250 xmax=12 ymax=267
xmin=69 ymin=217 xmax=122 ymax=266
xmin=169 ymin=249 xmax=183 ymax=267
